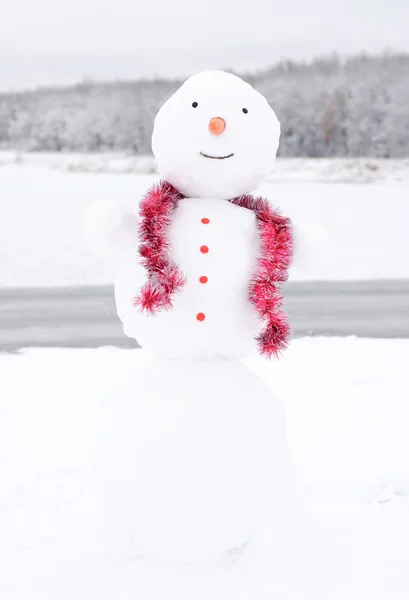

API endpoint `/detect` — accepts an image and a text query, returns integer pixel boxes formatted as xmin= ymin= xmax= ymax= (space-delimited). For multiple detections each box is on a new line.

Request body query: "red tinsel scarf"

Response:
xmin=134 ymin=180 xmax=293 ymax=358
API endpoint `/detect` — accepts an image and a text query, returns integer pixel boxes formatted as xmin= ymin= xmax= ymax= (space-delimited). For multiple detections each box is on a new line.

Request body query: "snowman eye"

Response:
xmin=192 ymin=102 xmax=198 ymax=108
xmin=242 ymin=108 xmax=248 ymax=114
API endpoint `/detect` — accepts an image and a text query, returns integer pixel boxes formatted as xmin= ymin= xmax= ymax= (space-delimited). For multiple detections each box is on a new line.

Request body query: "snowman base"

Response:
xmin=94 ymin=355 xmax=293 ymax=565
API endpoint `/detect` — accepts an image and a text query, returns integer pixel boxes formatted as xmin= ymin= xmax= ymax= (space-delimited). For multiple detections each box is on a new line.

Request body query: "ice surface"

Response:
xmin=1 ymin=165 xmax=408 ymax=287
xmin=1 ymin=337 xmax=409 ymax=598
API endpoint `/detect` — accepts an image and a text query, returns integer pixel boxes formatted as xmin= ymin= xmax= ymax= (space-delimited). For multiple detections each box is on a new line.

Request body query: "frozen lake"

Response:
xmin=1 ymin=280 xmax=408 ymax=351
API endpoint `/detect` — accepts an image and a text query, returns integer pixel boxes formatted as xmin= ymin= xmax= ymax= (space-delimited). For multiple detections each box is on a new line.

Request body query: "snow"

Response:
xmin=1 ymin=164 xmax=408 ymax=287
xmin=151 ymin=71 xmax=280 ymax=200
xmin=1 ymin=54 xmax=408 ymax=159
xmin=92 ymin=357 xmax=292 ymax=563
xmin=114 ymin=196 xmax=266 ymax=358
xmin=1 ymin=337 xmax=409 ymax=598
xmin=2 ymin=152 xmax=409 ymax=182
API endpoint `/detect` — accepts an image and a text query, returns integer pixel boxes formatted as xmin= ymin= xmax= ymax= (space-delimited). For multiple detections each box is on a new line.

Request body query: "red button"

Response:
xmin=199 ymin=276 xmax=208 ymax=284
xmin=201 ymin=218 xmax=210 ymax=224
xmin=196 ymin=312 xmax=206 ymax=321
xmin=200 ymin=245 xmax=209 ymax=253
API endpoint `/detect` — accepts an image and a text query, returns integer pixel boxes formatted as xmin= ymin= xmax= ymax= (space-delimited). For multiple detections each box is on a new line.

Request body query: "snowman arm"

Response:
xmin=290 ymin=218 xmax=330 ymax=272
xmin=83 ymin=198 xmax=139 ymax=258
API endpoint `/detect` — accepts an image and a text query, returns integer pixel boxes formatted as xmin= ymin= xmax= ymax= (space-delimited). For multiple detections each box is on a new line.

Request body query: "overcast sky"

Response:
xmin=0 ymin=0 xmax=408 ymax=91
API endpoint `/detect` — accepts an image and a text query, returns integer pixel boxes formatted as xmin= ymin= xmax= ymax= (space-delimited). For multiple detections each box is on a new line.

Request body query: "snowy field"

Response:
xmin=1 ymin=338 xmax=409 ymax=599
xmin=0 ymin=161 xmax=408 ymax=287
xmin=2 ymin=152 xmax=409 ymax=183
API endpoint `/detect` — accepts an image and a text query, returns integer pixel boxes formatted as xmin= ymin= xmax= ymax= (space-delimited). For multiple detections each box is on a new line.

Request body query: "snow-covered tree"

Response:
xmin=0 ymin=52 xmax=408 ymax=157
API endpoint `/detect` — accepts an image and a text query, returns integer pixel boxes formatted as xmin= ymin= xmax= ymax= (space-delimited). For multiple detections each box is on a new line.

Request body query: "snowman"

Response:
xmin=84 ymin=71 xmax=319 ymax=564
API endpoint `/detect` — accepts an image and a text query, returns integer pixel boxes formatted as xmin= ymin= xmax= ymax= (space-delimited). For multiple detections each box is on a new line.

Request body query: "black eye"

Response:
xmin=192 ymin=102 xmax=198 ymax=108
xmin=242 ymin=108 xmax=248 ymax=114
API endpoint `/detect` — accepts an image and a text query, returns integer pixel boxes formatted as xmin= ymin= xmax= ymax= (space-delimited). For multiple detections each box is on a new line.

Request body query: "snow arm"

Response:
xmin=290 ymin=219 xmax=331 ymax=273
xmin=82 ymin=198 xmax=139 ymax=258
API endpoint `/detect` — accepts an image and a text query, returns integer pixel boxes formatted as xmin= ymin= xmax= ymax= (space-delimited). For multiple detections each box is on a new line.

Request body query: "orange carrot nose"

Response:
xmin=209 ymin=117 xmax=226 ymax=135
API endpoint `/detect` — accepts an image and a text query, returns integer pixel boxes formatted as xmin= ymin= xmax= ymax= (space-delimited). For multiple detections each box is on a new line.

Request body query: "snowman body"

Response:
xmin=96 ymin=357 xmax=292 ymax=563
xmin=116 ymin=197 xmax=261 ymax=358
xmin=85 ymin=70 xmax=300 ymax=563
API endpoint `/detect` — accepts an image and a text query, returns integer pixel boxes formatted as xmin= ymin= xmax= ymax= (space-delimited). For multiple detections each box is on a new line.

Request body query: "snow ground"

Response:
xmin=1 ymin=337 xmax=409 ymax=599
xmin=2 ymin=152 xmax=409 ymax=183
xmin=1 ymin=164 xmax=408 ymax=287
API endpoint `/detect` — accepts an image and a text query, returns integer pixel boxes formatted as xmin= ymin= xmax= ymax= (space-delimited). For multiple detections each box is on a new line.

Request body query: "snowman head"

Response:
xmin=152 ymin=71 xmax=280 ymax=199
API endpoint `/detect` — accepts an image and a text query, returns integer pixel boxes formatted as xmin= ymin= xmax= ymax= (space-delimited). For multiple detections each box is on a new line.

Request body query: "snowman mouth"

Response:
xmin=200 ymin=152 xmax=234 ymax=160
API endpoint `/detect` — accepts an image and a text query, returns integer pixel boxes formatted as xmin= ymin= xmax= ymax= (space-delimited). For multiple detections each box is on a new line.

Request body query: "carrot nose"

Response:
xmin=209 ymin=117 xmax=226 ymax=135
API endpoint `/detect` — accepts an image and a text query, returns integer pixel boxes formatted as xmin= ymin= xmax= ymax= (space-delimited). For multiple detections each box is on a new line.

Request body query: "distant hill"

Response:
xmin=0 ymin=53 xmax=408 ymax=157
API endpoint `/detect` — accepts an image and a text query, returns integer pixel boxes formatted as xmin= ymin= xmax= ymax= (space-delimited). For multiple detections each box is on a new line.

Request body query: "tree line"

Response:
xmin=0 ymin=52 xmax=408 ymax=157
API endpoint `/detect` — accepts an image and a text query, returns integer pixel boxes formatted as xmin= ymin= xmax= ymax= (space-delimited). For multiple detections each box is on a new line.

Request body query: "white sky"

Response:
xmin=0 ymin=0 xmax=408 ymax=91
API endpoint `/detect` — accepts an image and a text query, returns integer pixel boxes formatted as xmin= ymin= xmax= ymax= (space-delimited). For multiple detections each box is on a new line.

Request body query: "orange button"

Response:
xmin=196 ymin=312 xmax=206 ymax=321
xmin=199 ymin=276 xmax=208 ymax=284
xmin=200 ymin=245 xmax=209 ymax=253
xmin=201 ymin=218 xmax=210 ymax=224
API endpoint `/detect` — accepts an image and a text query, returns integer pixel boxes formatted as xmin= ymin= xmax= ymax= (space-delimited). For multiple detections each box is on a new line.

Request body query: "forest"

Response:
xmin=0 ymin=53 xmax=408 ymax=157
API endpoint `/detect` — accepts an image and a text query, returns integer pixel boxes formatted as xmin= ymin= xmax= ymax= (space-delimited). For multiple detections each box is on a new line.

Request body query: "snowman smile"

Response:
xmin=200 ymin=152 xmax=234 ymax=160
